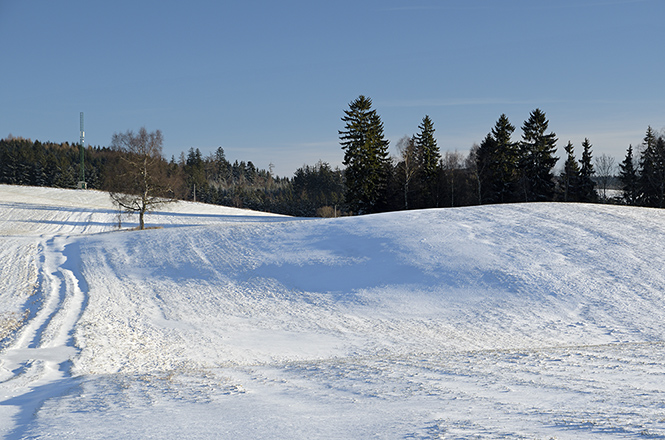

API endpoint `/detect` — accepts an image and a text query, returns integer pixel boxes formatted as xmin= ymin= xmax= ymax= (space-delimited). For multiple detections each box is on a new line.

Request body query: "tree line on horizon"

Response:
xmin=339 ymin=95 xmax=665 ymax=213
xmin=1 ymin=97 xmax=663 ymax=216
xmin=0 ymin=134 xmax=340 ymax=217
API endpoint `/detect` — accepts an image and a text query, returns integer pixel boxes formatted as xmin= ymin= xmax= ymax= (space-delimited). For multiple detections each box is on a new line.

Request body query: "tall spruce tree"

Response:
xmin=560 ymin=141 xmax=581 ymax=202
xmin=578 ymin=138 xmax=597 ymax=202
xmin=638 ymin=126 xmax=665 ymax=207
xmin=518 ymin=109 xmax=558 ymax=202
xmin=491 ymin=114 xmax=518 ymax=203
xmin=475 ymin=114 xmax=517 ymax=204
xmin=619 ymin=144 xmax=638 ymax=205
xmin=339 ymin=95 xmax=390 ymax=214
xmin=475 ymin=133 xmax=498 ymax=205
xmin=414 ymin=115 xmax=441 ymax=207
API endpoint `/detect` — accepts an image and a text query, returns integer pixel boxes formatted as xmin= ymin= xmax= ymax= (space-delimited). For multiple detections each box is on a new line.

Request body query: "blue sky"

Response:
xmin=1 ymin=0 xmax=664 ymax=177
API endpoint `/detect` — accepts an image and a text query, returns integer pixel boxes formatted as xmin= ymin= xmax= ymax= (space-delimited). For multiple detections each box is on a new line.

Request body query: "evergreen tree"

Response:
xmin=578 ymin=138 xmax=597 ymax=202
xmin=32 ymin=142 xmax=49 ymax=187
xmin=619 ymin=144 xmax=638 ymax=205
xmin=637 ymin=127 xmax=665 ymax=207
xmin=413 ymin=115 xmax=441 ymax=207
xmin=339 ymin=95 xmax=390 ymax=214
xmin=560 ymin=141 xmax=581 ymax=202
xmin=475 ymin=114 xmax=517 ymax=204
xmin=518 ymin=109 xmax=558 ymax=202
xmin=653 ymin=135 xmax=665 ymax=206
xmin=475 ymin=133 xmax=498 ymax=204
xmin=291 ymin=161 xmax=345 ymax=216
xmin=184 ymin=147 xmax=206 ymax=201
xmin=213 ymin=146 xmax=232 ymax=182
xmin=491 ymin=114 xmax=518 ymax=203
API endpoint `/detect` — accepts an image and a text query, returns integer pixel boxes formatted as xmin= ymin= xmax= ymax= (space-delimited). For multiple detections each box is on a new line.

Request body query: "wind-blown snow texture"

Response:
xmin=1 ymin=184 xmax=665 ymax=439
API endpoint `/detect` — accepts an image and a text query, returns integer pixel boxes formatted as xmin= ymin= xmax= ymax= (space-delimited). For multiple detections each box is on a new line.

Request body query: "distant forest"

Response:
xmin=1 ymin=101 xmax=663 ymax=216
xmin=0 ymin=136 xmax=341 ymax=217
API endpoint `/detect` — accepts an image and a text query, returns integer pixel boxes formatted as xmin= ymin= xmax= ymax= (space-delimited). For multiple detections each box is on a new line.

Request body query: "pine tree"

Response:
xmin=339 ymin=95 xmax=390 ymax=214
xmin=578 ymin=138 xmax=597 ymax=202
xmin=518 ymin=109 xmax=558 ymax=202
xmin=619 ymin=144 xmax=638 ymax=205
xmin=560 ymin=141 xmax=581 ymax=202
xmin=413 ymin=115 xmax=441 ymax=207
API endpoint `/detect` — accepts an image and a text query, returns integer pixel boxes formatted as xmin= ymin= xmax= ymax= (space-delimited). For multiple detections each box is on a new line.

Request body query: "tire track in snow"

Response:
xmin=0 ymin=235 xmax=88 ymax=439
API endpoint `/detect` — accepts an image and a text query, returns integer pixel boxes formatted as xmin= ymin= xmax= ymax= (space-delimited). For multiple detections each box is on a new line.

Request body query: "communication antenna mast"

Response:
xmin=78 ymin=112 xmax=87 ymax=189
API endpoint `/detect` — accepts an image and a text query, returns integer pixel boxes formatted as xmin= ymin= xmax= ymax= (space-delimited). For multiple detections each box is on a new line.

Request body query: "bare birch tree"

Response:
xmin=442 ymin=150 xmax=463 ymax=207
xmin=106 ymin=127 xmax=177 ymax=230
xmin=396 ymin=135 xmax=418 ymax=210
xmin=595 ymin=153 xmax=616 ymax=201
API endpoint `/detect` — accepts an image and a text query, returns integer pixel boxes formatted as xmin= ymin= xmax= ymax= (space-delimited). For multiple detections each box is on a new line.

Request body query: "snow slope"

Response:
xmin=1 ymin=184 xmax=665 ymax=439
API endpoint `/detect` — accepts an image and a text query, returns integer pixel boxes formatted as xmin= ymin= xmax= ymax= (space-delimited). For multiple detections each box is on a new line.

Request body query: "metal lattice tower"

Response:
xmin=78 ymin=112 xmax=87 ymax=189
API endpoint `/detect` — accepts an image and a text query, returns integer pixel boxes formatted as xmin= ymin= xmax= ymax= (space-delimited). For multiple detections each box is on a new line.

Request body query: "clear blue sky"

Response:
xmin=2 ymin=0 xmax=664 ymax=177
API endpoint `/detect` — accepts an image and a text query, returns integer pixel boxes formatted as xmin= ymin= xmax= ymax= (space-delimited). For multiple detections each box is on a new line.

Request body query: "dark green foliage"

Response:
xmin=517 ymin=109 xmax=559 ymax=202
xmin=560 ymin=141 xmax=581 ymax=202
xmin=184 ymin=147 xmax=207 ymax=201
xmin=414 ymin=115 xmax=441 ymax=206
xmin=339 ymin=95 xmax=391 ymax=214
xmin=292 ymin=161 xmax=345 ymax=217
xmin=414 ymin=116 xmax=439 ymax=179
xmin=393 ymin=116 xmax=470 ymax=211
xmin=619 ymin=145 xmax=638 ymax=205
xmin=558 ymin=139 xmax=596 ymax=203
xmin=578 ymin=138 xmax=597 ymax=202
xmin=475 ymin=114 xmax=518 ymax=204
xmin=637 ymin=127 xmax=665 ymax=208
xmin=475 ymin=133 xmax=498 ymax=204
xmin=0 ymin=136 xmax=110 ymax=190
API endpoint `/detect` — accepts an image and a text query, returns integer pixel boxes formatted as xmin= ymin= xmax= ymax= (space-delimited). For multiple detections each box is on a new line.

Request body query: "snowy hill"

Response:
xmin=1 ymin=184 xmax=665 ymax=439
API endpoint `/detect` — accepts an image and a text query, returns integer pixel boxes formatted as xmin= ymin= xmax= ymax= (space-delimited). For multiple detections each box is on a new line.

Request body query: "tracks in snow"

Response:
xmin=0 ymin=235 xmax=88 ymax=438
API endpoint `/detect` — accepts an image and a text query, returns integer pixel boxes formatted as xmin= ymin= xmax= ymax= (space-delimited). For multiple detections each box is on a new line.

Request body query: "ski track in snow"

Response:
xmin=0 ymin=235 xmax=86 ymax=439
xmin=1 ymin=185 xmax=665 ymax=439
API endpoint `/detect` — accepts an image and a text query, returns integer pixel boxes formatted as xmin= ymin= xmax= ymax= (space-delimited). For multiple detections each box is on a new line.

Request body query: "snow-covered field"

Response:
xmin=1 ymin=184 xmax=665 ymax=439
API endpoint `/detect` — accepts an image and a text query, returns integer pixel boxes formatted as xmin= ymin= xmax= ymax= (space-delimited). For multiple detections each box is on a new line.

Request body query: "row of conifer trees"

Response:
xmin=1 ymin=100 xmax=663 ymax=215
xmin=338 ymin=95 xmax=664 ymax=213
